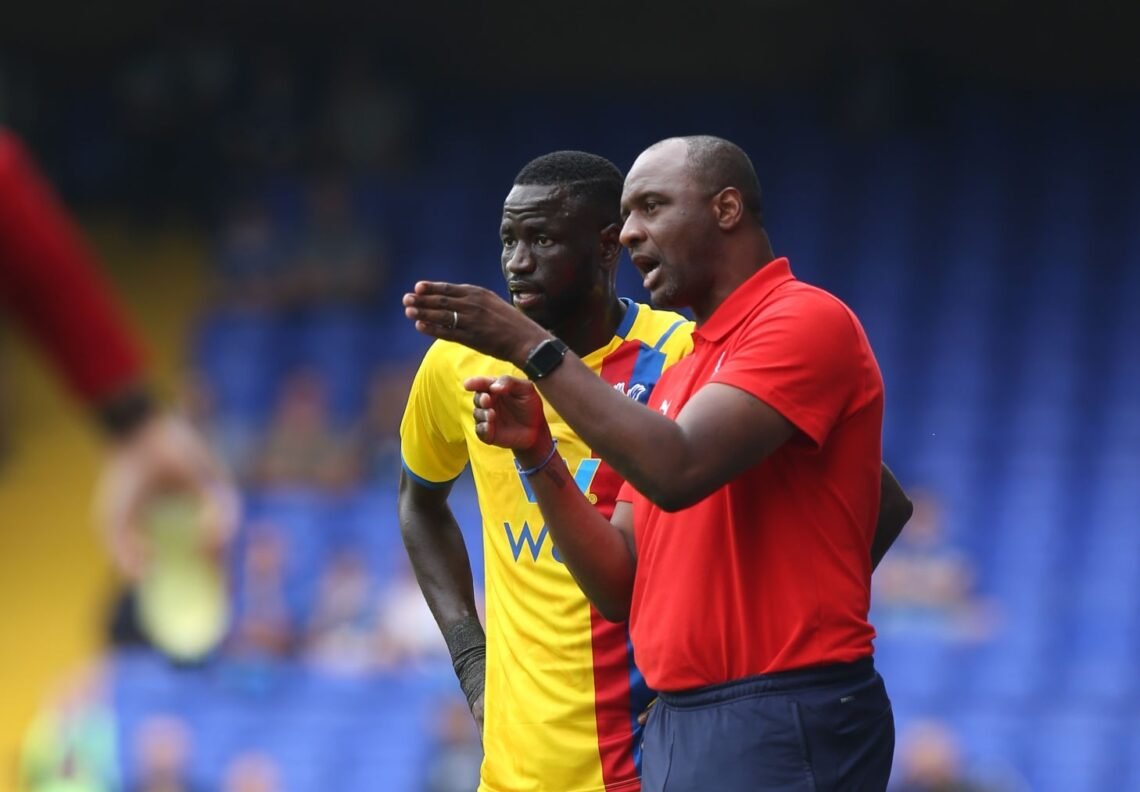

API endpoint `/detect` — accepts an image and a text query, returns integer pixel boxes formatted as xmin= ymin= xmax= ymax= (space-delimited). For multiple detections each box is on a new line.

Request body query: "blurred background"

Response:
xmin=1 ymin=2 xmax=1138 ymax=790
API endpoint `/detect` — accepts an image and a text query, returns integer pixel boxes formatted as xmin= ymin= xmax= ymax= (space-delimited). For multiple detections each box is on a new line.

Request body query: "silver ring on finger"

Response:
xmin=451 ymin=310 xmax=459 ymax=329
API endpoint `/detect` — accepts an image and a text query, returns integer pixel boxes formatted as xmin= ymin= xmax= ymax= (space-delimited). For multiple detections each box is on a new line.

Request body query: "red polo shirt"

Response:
xmin=618 ymin=258 xmax=884 ymax=692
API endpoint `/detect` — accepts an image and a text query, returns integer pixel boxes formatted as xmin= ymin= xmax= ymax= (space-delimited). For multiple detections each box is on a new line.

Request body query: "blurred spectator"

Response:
xmin=422 ymin=700 xmax=483 ymax=792
xmin=290 ymin=173 xmax=388 ymax=309
xmin=302 ymin=547 xmax=380 ymax=677
xmin=321 ymin=50 xmax=415 ymax=175
xmin=375 ymin=556 xmax=455 ymax=670
xmin=251 ymin=369 xmax=356 ymax=491
xmin=873 ymin=490 xmax=998 ymax=642
xmin=222 ymin=752 xmax=282 ymax=792
xmin=129 ymin=715 xmax=203 ymax=792
xmin=19 ymin=663 xmax=119 ymax=792
xmin=212 ymin=196 xmax=291 ymax=312
xmin=221 ymin=48 xmax=305 ymax=181
xmin=893 ymin=719 xmax=999 ymax=792
xmin=0 ymin=128 xmax=237 ymax=581
xmin=106 ymin=586 xmax=152 ymax=652
xmin=348 ymin=364 xmax=419 ymax=483
xmin=178 ymin=367 xmax=258 ymax=483
xmin=227 ymin=523 xmax=296 ymax=661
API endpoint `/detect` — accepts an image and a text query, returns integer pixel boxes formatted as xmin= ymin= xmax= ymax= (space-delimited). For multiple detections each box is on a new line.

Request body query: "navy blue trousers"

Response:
xmin=642 ymin=658 xmax=894 ymax=792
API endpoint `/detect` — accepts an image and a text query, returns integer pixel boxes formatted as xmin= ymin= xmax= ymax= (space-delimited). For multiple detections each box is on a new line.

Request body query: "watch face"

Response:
xmin=526 ymin=339 xmax=568 ymax=379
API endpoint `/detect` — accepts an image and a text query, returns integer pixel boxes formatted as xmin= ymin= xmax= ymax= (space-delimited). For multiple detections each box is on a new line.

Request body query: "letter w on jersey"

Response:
xmin=505 ymin=521 xmax=551 ymax=562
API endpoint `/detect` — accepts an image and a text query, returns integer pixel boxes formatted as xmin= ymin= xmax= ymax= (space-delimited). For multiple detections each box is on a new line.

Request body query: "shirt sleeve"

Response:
xmin=0 ymin=129 xmax=144 ymax=405
xmin=710 ymin=292 xmax=865 ymax=448
xmin=399 ymin=341 xmax=469 ymax=486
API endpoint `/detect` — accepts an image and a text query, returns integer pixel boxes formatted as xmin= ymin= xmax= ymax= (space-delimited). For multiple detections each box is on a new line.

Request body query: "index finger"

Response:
xmin=463 ymin=376 xmax=498 ymax=392
xmin=414 ymin=281 xmax=461 ymax=296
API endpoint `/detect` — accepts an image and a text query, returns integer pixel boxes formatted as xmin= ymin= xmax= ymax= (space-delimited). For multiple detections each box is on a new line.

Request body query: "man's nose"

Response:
xmin=620 ymin=216 xmax=646 ymax=248
xmin=505 ymin=243 xmax=535 ymax=274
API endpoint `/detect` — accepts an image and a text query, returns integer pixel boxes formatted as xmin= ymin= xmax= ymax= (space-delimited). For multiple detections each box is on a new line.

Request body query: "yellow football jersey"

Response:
xmin=400 ymin=300 xmax=693 ymax=792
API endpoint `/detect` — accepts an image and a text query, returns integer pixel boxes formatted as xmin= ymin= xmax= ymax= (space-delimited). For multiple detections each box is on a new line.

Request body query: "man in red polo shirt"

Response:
xmin=403 ymin=135 xmax=910 ymax=791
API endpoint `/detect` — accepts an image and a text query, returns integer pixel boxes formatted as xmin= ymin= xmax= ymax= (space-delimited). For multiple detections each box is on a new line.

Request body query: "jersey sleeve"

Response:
xmin=710 ymin=293 xmax=864 ymax=448
xmin=0 ymin=129 xmax=144 ymax=405
xmin=399 ymin=341 xmax=470 ymax=486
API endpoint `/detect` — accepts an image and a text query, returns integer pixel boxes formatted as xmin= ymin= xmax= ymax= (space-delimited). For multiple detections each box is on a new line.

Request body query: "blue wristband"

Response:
xmin=515 ymin=439 xmax=559 ymax=477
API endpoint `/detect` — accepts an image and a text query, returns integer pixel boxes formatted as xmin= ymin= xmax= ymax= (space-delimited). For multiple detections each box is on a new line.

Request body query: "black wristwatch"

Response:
xmin=522 ymin=338 xmax=569 ymax=380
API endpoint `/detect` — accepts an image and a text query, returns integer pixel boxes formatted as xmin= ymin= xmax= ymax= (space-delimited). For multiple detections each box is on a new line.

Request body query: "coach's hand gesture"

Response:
xmin=404 ymin=281 xmax=548 ymax=367
xmin=465 ymin=375 xmax=548 ymax=452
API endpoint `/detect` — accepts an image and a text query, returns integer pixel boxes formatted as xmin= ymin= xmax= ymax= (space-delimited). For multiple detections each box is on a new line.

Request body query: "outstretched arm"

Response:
xmin=405 ymin=283 xmax=796 ymax=512
xmin=0 ymin=129 xmax=144 ymax=411
xmin=1 ymin=129 xmax=236 ymax=576
xmin=468 ymin=375 xmax=638 ymax=621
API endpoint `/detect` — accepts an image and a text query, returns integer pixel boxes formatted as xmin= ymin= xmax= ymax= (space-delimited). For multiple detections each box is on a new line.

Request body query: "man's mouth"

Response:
xmin=509 ymin=283 xmax=544 ymax=309
xmin=631 ymin=254 xmax=662 ymax=291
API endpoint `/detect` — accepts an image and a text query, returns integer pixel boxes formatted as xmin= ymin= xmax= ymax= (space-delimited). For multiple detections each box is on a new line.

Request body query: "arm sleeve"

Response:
xmin=0 ymin=130 xmax=144 ymax=404
xmin=710 ymin=293 xmax=863 ymax=448
xmin=399 ymin=341 xmax=470 ymax=486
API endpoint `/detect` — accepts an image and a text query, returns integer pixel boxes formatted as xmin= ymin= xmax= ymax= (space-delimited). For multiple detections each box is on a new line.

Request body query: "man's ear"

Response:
xmin=600 ymin=222 xmax=623 ymax=269
xmin=713 ymin=188 xmax=745 ymax=231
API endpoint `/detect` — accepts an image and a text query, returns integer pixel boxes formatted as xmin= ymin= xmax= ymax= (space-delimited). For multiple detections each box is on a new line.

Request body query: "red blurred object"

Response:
xmin=0 ymin=128 xmax=143 ymax=405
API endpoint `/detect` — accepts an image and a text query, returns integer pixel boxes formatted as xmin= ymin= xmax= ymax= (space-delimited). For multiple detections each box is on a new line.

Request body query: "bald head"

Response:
xmin=621 ymin=136 xmax=774 ymax=320
xmin=647 ymin=135 xmax=763 ymax=223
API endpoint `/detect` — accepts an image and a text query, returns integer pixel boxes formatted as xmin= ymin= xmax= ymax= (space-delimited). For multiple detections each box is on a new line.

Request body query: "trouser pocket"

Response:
xmin=657 ymin=694 xmax=819 ymax=791
xmin=794 ymin=673 xmax=895 ymax=791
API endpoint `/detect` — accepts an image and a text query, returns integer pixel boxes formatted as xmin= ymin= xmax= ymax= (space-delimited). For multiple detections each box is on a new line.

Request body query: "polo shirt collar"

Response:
xmin=694 ymin=258 xmax=794 ymax=342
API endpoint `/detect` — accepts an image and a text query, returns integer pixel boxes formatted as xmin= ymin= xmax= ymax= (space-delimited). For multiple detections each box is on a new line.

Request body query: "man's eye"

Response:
xmin=535 ymin=235 xmax=553 ymax=247
xmin=502 ymin=236 xmax=516 ymax=247
xmin=645 ymin=200 xmax=659 ymax=213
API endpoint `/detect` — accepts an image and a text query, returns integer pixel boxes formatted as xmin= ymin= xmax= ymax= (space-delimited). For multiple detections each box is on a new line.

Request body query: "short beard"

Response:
xmin=649 ymin=276 xmax=684 ymax=310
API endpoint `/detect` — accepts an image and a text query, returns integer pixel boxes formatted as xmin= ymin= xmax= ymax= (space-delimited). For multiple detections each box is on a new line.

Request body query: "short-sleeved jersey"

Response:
xmin=401 ymin=299 xmax=693 ymax=792
xmin=618 ymin=259 xmax=885 ymax=692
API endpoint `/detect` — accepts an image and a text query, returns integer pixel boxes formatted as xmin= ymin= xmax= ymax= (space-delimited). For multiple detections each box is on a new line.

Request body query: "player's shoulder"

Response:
xmin=419 ymin=338 xmax=508 ymax=375
xmin=763 ymin=281 xmax=868 ymax=347
xmin=625 ymin=301 xmax=694 ymax=348
xmin=770 ymin=280 xmax=858 ymax=323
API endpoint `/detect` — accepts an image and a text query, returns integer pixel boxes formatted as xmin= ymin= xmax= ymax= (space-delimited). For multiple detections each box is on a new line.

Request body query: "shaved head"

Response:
xmin=621 ymin=135 xmax=774 ymax=320
xmin=649 ymin=135 xmax=763 ymax=223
